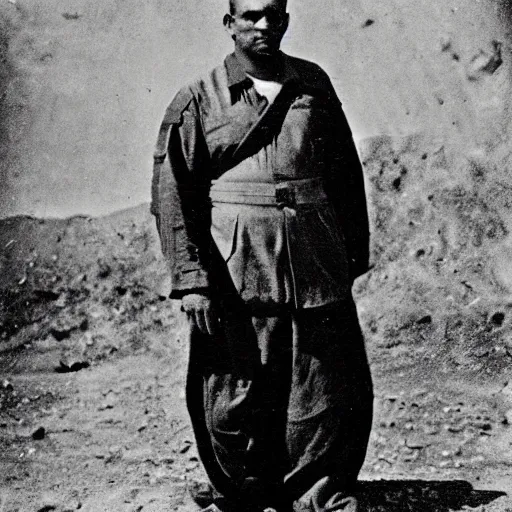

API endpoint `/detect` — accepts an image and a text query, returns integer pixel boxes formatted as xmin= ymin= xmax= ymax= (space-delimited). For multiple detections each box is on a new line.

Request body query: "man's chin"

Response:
xmin=251 ymin=45 xmax=280 ymax=58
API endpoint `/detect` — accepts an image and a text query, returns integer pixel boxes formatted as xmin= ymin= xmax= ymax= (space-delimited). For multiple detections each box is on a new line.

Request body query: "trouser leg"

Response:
xmin=205 ymin=312 xmax=293 ymax=509
xmin=284 ymin=300 xmax=373 ymax=500
xmin=185 ymin=299 xmax=373 ymax=509
xmin=186 ymin=299 xmax=292 ymax=509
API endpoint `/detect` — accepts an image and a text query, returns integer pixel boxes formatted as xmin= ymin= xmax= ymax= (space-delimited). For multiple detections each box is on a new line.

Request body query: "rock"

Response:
xmin=36 ymin=492 xmax=61 ymax=511
xmin=56 ymin=359 xmax=90 ymax=373
xmin=179 ymin=440 xmax=192 ymax=454
xmin=502 ymin=381 xmax=512 ymax=398
xmin=440 ymin=36 xmax=452 ymax=52
xmin=503 ymin=409 xmax=512 ymax=425
xmin=185 ymin=459 xmax=199 ymax=471
xmin=32 ymin=426 xmax=46 ymax=440
xmin=467 ymin=40 xmax=503 ymax=80
xmin=98 ymin=392 xmax=116 ymax=410
xmin=50 ymin=327 xmax=73 ymax=341
xmin=2 ymin=379 xmax=13 ymax=391
xmin=406 ymin=436 xmax=429 ymax=449
xmin=98 ymin=402 xmax=114 ymax=411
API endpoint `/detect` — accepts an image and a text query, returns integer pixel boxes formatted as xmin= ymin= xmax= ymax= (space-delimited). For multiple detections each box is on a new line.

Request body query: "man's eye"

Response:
xmin=266 ymin=10 xmax=286 ymax=24
xmin=240 ymin=10 xmax=286 ymax=25
xmin=244 ymin=12 xmax=262 ymax=23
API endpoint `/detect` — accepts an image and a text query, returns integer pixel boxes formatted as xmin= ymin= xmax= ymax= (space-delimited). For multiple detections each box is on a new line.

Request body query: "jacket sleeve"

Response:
xmin=324 ymin=81 xmax=370 ymax=281
xmin=151 ymin=87 xmax=212 ymax=299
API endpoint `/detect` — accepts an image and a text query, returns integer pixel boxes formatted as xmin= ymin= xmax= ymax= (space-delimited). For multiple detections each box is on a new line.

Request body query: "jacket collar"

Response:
xmin=224 ymin=51 xmax=301 ymax=88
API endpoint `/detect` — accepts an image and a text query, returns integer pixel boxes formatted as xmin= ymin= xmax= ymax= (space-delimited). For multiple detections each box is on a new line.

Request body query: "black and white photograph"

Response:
xmin=1 ymin=1 xmax=512 ymax=511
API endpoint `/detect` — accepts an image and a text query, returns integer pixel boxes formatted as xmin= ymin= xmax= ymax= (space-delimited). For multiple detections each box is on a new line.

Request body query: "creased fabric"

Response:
xmin=150 ymin=52 xmax=370 ymax=299
xmin=186 ymin=298 xmax=373 ymax=501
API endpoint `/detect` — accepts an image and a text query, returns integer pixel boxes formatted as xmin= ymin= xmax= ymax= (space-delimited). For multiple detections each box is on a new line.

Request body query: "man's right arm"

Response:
xmin=151 ymin=87 xmax=213 ymax=301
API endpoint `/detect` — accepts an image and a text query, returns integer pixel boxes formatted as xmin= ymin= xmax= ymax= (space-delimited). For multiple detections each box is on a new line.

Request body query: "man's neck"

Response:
xmin=234 ymin=48 xmax=284 ymax=81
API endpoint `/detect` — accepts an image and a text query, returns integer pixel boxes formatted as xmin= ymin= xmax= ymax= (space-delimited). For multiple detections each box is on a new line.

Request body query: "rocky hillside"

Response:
xmin=0 ymin=205 xmax=177 ymax=369
xmin=355 ymin=134 xmax=512 ymax=384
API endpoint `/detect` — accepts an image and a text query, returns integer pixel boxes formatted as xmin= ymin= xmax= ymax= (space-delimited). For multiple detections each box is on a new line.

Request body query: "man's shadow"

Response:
xmin=356 ymin=480 xmax=506 ymax=511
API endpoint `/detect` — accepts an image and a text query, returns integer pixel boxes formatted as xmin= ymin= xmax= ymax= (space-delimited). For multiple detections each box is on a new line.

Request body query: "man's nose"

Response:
xmin=254 ymin=15 xmax=269 ymax=30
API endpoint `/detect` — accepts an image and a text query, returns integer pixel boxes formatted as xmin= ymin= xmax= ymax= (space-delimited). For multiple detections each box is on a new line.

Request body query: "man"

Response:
xmin=151 ymin=0 xmax=373 ymax=510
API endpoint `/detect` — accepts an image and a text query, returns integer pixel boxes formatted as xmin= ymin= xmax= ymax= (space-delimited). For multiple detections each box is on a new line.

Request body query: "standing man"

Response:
xmin=151 ymin=1 xmax=373 ymax=511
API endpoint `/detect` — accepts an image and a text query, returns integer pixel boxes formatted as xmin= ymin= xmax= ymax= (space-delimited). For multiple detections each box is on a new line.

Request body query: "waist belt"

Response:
xmin=209 ymin=178 xmax=328 ymax=207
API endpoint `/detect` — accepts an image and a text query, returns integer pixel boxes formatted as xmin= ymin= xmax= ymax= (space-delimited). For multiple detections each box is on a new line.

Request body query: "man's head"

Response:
xmin=224 ymin=0 xmax=289 ymax=59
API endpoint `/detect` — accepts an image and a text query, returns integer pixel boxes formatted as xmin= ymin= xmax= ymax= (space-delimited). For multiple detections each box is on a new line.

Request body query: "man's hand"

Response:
xmin=181 ymin=293 xmax=219 ymax=335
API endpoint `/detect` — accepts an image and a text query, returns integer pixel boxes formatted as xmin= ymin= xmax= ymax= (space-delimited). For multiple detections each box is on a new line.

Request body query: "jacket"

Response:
xmin=151 ymin=52 xmax=369 ymax=302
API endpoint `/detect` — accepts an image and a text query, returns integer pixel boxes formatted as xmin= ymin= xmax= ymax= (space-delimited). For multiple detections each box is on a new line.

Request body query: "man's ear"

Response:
xmin=223 ymin=13 xmax=233 ymax=31
xmin=223 ymin=14 xmax=237 ymax=40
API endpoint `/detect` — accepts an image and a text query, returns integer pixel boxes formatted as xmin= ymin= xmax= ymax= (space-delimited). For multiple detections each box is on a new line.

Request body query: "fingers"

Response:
xmin=204 ymin=306 xmax=218 ymax=336
xmin=181 ymin=294 xmax=219 ymax=335
xmin=194 ymin=309 xmax=209 ymax=334
xmin=186 ymin=307 xmax=218 ymax=336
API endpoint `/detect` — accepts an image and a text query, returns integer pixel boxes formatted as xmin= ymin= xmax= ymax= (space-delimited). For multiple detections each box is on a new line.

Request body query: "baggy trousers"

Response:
xmin=185 ymin=296 xmax=373 ymax=506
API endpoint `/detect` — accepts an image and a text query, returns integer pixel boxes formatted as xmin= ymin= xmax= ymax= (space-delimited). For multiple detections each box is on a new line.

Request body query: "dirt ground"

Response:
xmin=1 ymin=200 xmax=512 ymax=512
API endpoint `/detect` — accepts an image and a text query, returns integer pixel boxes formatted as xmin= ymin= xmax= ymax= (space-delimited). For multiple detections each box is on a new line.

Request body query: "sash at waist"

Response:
xmin=209 ymin=177 xmax=328 ymax=207
xmin=210 ymin=183 xmax=351 ymax=308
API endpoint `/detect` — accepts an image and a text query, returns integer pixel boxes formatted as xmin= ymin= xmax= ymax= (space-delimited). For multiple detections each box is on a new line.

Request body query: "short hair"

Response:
xmin=229 ymin=0 xmax=287 ymax=15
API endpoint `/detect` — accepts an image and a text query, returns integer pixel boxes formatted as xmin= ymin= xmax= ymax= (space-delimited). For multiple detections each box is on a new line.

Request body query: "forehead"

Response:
xmin=232 ymin=0 xmax=286 ymax=14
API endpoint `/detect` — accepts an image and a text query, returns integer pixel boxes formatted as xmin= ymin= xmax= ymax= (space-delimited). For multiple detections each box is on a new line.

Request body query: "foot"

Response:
xmin=199 ymin=506 xmax=224 ymax=512
xmin=310 ymin=476 xmax=359 ymax=512
xmin=312 ymin=493 xmax=358 ymax=512
xmin=189 ymin=482 xmax=234 ymax=512
xmin=189 ymin=482 xmax=216 ymax=509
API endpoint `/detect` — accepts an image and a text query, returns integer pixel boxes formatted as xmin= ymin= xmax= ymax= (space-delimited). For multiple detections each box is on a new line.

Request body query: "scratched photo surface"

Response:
xmin=1 ymin=1 xmax=512 ymax=511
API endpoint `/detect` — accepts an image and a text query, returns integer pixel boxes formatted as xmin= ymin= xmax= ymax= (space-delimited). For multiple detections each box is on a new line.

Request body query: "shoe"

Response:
xmin=310 ymin=476 xmax=359 ymax=512
xmin=190 ymin=482 xmax=216 ymax=509
xmin=189 ymin=482 xmax=234 ymax=511
xmin=199 ymin=506 xmax=224 ymax=512
xmin=312 ymin=492 xmax=358 ymax=512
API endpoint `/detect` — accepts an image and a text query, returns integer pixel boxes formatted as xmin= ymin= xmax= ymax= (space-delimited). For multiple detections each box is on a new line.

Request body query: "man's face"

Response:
xmin=225 ymin=0 xmax=289 ymax=58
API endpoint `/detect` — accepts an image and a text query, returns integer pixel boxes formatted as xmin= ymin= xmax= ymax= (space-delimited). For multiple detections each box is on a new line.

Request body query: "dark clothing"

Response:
xmin=151 ymin=52 xmax=373 ymax=509
xmin=151 ymin=52 xmax=370 ymax=299
xmin=187 ymin=298 xmax=373 ymax=506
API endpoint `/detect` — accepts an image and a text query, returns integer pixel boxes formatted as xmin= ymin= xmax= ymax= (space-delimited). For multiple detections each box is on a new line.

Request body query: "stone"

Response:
xmin=32 ymin=426 xmax=46 ymax=440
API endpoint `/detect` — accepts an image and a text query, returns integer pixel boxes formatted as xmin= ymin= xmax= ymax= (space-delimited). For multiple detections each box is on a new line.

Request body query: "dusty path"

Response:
xmin=1 ymin=315 xmax=512 ymax=512
xmin=1 ymin=321 xmax=207 ymax=512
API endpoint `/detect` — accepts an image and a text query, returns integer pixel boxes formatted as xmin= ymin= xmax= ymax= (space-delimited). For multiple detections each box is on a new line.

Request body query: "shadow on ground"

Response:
xmin=358 ymin=480 xmax=506 ymax=511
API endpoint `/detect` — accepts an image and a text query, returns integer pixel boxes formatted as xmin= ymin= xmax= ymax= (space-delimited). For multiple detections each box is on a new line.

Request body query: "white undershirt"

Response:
xmin=247 ymin=74 xmax=283 ymax=104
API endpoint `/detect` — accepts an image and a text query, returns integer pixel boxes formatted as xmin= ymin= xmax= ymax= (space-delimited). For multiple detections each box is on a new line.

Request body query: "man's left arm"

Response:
xmin=324 ymin=83 xmax=370 ymax=282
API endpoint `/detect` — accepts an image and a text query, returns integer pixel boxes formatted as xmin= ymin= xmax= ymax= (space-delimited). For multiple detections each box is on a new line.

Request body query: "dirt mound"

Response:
xmin=355 ymin=134 xmax=512 ymax=383
xmin=0 ymin=204 xmax=176 ymax=370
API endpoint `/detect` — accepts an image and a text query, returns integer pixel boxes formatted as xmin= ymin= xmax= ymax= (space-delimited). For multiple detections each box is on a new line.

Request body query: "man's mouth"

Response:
xmin=254 ymin=37 xmax=274 ymax=47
